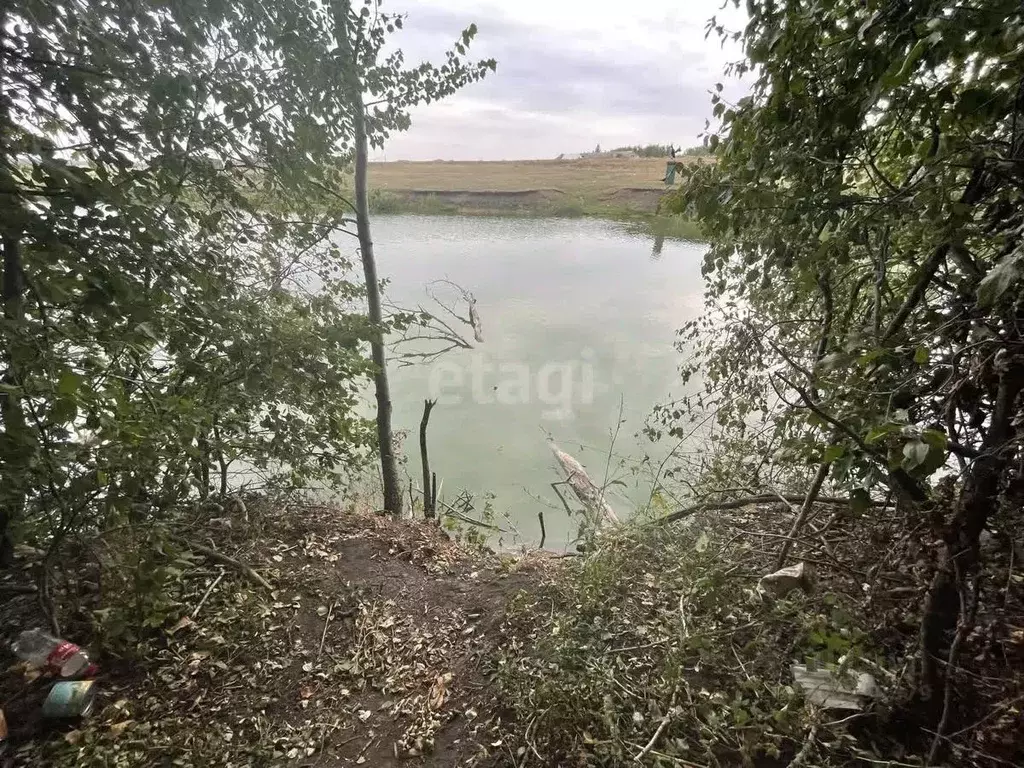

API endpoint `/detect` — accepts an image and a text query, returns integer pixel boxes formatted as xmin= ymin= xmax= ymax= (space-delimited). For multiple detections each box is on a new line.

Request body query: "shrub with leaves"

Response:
xmin=0 ymin=0 xmax=493 ymax=640
xmin=657 ymin=0 xmax=1024 ymax=735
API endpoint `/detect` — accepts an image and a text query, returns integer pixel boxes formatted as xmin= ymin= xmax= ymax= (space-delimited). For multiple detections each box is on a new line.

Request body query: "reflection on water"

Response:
xmin=650 ymin=234 xmax=666 ymax=261
xmin=369 ymin=215 xmax=706 ymax=549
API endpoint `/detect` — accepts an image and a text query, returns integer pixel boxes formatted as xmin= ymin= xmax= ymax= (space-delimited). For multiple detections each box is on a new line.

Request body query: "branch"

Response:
xmin=882 ymin=165 xmax=989 ymax=341
xmin=882 ymin=244 xmax=949 ymax=341
xmin=776 ymin=461 xmax=830 ymax=569
xmin=775 ymin=374 xmax=881 ymax=460
xmin=657 ymin=493 xmax=891 ymax=526
xmin=634 ymin=693 xmax=679 ymax=763
xmin=947 ymin=440 xmax=980 ymax=459
xmin=182 ymin=540 xmax=272 ymax=589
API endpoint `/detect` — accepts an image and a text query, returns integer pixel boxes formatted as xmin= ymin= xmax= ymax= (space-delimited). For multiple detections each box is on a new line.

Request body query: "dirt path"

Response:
xmin=0 ymin=505 xmax=551 ymax=767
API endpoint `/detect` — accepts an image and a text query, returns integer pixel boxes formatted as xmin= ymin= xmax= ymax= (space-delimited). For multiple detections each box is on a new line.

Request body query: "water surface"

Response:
xmin=372 ymin=215 xmax=706 ymax=548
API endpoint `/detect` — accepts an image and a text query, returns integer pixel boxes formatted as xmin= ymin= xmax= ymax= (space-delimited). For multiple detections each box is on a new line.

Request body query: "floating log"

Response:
xmin=549 ymin=441 xmax=619 ymax=527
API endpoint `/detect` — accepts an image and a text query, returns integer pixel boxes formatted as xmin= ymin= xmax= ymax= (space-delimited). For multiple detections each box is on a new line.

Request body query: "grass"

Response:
xmin=365 ymin=156 xmax=708 ymax=236
xmin=368 ymin=156 xmax=690 ymax=196
xmin=620 ymin=212 xmax=705 ymax=241
xmin=367 ymin=188 xmax=703 ymax=241
xmin=490 ymin=507 xmax=936 ymax=767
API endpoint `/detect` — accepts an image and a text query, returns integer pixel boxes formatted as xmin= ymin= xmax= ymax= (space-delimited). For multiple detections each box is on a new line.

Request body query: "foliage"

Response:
xmin=656 ymin=0 xmax=1024 ymax=740
xmin=493 ymin=515 xmax=937 ymax=767
xmin=0 ymin=0 xmax=492 ymax=635
xmin=611 ymin=144 xmax=709 ymax=158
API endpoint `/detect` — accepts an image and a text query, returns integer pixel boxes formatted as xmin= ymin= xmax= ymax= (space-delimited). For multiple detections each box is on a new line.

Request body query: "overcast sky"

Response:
xmin=373 ymin=0 xmax=749 ymax=161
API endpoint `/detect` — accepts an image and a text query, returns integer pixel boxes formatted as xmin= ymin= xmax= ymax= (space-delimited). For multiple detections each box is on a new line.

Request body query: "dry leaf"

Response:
xmin=428 ymin=672 xmax=453 ymax=710
xmin=64 ymin=729 xmax=84 ymax=745
xmin=109 ymin=720 xmax=133 ymax=737
xmin=167 ymin=616 xmax=195 ymax=635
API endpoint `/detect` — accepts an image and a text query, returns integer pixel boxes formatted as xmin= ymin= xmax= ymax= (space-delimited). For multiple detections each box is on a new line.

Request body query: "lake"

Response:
xmin=372 ymin=215 xmax=707 ymax=549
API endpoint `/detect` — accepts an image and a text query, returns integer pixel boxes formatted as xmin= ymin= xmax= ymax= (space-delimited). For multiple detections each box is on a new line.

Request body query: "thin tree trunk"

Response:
xmin=212 ymin=423 xmax=229 ymax=497
xmin=333 ymin=1 xmax=402 ymax=517
xmin=419 ymin=399 xmax=436 ymax=517
xmin=197 ymin=431 xmax=212 ymax=499
xmin=775 ymin=461 xmax=830 ymax=570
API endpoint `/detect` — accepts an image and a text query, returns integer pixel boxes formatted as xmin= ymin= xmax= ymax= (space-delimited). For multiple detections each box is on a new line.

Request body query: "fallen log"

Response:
xmin=656 ymin=494 xmax=892 ymax=526
xmin=549 ymin=441 xmax=619 ymax=527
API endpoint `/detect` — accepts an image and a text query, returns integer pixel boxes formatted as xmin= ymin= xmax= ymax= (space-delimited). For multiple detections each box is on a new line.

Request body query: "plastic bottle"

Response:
xmin=11 ymin=628 xmax=90 ymax=677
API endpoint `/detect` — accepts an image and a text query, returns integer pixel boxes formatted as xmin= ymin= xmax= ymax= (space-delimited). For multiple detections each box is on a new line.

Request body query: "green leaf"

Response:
xmin=823 ymin=444 xmax=845 ymax=463
xmin=913 ymin=346 xmax=929 ymax=365
xmin=866 ymin=423 xmax=899 ymax=444
xmin=977 ymin=254 xmax=1022 ymax=308
xmin=49 ymin=398 xmax=78 ymax=425
xmin=57 ymin=371 xmax=83 ymax=397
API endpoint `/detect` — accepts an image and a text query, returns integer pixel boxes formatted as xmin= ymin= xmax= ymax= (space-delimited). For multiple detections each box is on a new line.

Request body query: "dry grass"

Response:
xmin=369 ymin=156 xmax=700 ymax=196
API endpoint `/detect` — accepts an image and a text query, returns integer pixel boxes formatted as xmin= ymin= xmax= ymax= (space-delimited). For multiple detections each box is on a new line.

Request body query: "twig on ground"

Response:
xmin=0 ymin=584 xmax=37 ymax=594
xmin=191 ymin=567 xmax=226 ymax=619
xmin=732 ymin=644 xmax=751 ymax=681
xmin=318 ymin=600 xmax=336 ymax=659
xmin=523 ymin=713 xmax=545 ymax=763
xmin=678 ymin=595 xmax=689 ymax=640
xmin=635 ymin=690 xmax=679 ymax=763
xmin=182 ymin=539 xmax=272 ymax=589
xmin=788 ymin=722 xmax=819 ymax=767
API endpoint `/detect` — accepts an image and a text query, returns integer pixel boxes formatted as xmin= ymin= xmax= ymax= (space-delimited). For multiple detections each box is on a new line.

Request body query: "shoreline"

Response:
xmin=364 ymin=156 xmax=704 ymax=238
xmin=367 ymin=189 xmax=704 ymax=240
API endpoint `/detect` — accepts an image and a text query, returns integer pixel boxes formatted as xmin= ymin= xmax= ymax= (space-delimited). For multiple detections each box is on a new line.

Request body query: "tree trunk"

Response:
xmin=212 ymin=423 xmax=229 ymax=497
xmin=333 ymin=1 xmax=402 ymax=517
xmin=918 ymin=349 xmax=1024 ymax=707
xmin=420 ymin=399 xmax=436 ymax=517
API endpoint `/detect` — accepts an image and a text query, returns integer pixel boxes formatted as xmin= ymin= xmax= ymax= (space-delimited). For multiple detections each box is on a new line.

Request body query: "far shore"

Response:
xmin=366 ymin=156 xmax=703 ymax=235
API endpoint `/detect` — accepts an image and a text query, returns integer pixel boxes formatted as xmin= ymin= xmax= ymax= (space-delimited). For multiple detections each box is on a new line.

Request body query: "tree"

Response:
xmin=0 ymin=0 xmax=492 ymax=600
xmin=661 ymin=0 xmax=1024 ymax=721
xmin=328 ymin=0 xmax=493 ymax=517
xmin=0 ymin=0 xmax=379 ymax=568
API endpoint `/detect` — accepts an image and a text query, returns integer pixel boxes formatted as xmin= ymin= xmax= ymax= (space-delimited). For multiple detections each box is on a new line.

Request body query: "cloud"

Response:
xmin=372 ymin=0 xmax=748 ymax=160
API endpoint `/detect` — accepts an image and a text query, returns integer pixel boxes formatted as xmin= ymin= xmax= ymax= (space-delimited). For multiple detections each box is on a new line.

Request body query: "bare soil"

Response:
xmin=0 ymin=505 xmax=555 ymax=767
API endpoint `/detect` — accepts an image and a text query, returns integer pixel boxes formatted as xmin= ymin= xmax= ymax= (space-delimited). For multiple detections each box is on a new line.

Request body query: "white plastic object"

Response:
xmin=12 ymin=628 xmax=90 ymax=677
